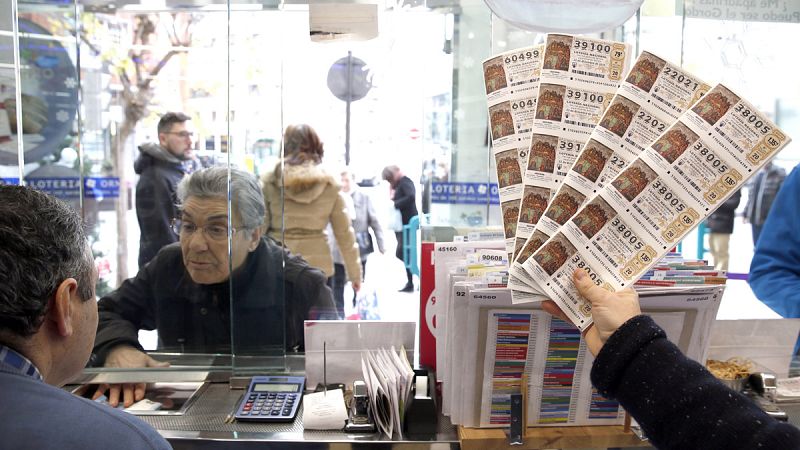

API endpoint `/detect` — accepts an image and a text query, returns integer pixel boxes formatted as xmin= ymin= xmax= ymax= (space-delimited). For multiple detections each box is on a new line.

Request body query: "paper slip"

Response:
xmin=302 ymin=389 xmax=349 ymax=430
xmin=508 ymin=34 xmax=632 ymax=296
xmin=520 ymin=84 xmax=791 ymax=330
xmin=510 ymin=52 xmax=711 ymax=298
xmin=484 ymin=45 xmax=544 ymax=259
xmin=777 ymin=377 xmax=800 ymax=402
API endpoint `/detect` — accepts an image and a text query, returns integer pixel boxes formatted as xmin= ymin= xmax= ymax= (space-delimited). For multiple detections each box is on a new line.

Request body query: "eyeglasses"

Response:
xmin=171 ymin=219 xmax=242 ymax=241
xmin=164 ymin=131 xmax=194 ymax=138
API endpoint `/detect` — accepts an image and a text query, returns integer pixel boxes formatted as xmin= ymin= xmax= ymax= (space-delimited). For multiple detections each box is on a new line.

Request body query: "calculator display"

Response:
xmin=252 ymin=383 xmax=299 ymax=393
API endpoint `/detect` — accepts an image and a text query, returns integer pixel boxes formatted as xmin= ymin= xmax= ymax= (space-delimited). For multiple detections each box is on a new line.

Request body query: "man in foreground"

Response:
xmin=0 ymin=185 xmax=170 ymax=450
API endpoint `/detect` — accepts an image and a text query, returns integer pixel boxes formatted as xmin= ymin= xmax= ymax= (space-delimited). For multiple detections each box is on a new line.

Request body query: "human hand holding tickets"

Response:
xmin=541 ymin=269 xmax=641 ymax=356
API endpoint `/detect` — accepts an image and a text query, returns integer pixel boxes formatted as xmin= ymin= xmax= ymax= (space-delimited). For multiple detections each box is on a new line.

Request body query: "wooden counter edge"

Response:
xmin=458 ymin=425 xmax=648 ymax=450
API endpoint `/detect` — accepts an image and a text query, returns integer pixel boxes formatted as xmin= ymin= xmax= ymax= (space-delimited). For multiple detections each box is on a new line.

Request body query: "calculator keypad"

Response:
xmin=236 ymin=387 xmax=302 ymax=421
xmin=234 ymin=375 xmax=305 ymax=422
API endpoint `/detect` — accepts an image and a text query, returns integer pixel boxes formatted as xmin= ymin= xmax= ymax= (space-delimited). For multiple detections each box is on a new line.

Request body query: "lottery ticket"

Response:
xmin=484 ymin=45 xmax=544 ymax=259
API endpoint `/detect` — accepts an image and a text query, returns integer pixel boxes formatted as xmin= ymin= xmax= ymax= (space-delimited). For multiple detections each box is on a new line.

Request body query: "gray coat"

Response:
xmin=331 ymin=188 xmax=385 ymax=264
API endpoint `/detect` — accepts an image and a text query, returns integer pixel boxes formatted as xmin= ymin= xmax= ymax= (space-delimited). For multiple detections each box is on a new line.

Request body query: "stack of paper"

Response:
xmin=635 ymin=253 xmax=727 ymax=287
xmin=360 ymin=346 xmax=415 ymax=438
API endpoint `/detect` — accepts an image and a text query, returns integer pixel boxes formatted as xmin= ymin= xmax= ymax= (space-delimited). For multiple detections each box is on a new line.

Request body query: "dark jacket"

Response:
xmin=745 ymin=163 xmax=787 ymax=227
xmin=592 ymin=315 xmax=800 ymax=450
xmin=750 ymin=166 xmax=800 ymax=318
xmin=706 ymin=188 xmax=741 ymax=234
xmin=134 ymin=143 xmax=186 ymax=268
xmin=393 ymin=176 xmax=418 ymax=225
xmin=93 ymin=236 xmax=336 ymax=363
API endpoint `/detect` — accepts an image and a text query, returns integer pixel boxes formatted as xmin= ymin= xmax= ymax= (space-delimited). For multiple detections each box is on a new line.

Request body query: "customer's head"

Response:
xmin=175 ymin=166 xmax=264 ymax=284
xmin=382 ymin=165 xmax=401 ymax=186
xmin=157 ymin=111 xmax=193 ymax=160
xmin=340 ymin=169 xmax=354 ymax=193
xmin=283 ymin=124 xmax=324 ymax=165
xmin=0 ymin=185 xmax=96 ymax=386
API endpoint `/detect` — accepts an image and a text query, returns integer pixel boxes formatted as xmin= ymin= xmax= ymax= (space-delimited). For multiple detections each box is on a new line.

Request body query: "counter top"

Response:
xmin=139 ymin=382 xmax=459 ymax=449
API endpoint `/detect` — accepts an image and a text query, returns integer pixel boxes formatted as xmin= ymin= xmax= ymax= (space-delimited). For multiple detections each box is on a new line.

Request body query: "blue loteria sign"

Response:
xmin=431 ymin=182 xmax=500 ymax=205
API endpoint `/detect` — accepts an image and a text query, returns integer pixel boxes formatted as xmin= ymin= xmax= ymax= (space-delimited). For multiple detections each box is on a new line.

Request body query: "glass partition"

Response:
xmin=1 ymin=0 xmax=21 ymax=185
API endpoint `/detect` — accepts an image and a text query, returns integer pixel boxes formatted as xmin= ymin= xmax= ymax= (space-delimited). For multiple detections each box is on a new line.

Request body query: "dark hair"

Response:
xmin=0 ymin=186 xmax=94 ymax=337
xmin=283 ymin=124 xmax=324 ymax=165
xmin=157 ymin=112 xmax=191 ymax=135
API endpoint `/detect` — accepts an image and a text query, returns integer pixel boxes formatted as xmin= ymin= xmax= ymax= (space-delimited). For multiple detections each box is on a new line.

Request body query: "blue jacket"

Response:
xmin=749 ymin=166 xmax=800 ymax=317
xmin=0 ymin=348 xmax=171 ymax=450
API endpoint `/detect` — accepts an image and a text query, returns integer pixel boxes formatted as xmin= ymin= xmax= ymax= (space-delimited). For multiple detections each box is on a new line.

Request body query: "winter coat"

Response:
xmin=592 ymin=315 xmax=800 ymax=449
xmin=706 ymin=188 xmax=741 ymax=234
xmin=393 ymin=175 xmax=418 ymax=225
xmin=92 ymin=236 xmax=335 ymax=361
xmin=262 ymin=161 xmax=361 ymax=281
xmin=134 ymin=143 xmax=186 ymax=268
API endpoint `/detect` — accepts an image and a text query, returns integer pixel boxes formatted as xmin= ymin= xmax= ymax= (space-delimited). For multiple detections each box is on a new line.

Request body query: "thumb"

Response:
xmin=145 ymin=356 xmax=170 ymax=368
xmin=573 ymin=269 xmax=605 ymax=305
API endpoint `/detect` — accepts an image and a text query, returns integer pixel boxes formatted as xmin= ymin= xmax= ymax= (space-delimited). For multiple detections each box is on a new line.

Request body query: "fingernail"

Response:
xmin=574 ymin=269 xmax=586 ymax=281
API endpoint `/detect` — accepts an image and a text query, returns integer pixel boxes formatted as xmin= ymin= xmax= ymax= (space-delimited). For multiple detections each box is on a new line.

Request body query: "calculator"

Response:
xmin=234 ymin=376 xmax=305 ymax=422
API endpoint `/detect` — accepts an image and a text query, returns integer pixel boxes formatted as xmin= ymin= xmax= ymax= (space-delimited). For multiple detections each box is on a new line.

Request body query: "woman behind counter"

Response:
xmin=262 ymin=124 xmax=362 ymax=294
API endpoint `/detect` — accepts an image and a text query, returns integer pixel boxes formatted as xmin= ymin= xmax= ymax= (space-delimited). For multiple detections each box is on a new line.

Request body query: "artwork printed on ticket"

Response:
xmin=489 ymin=96 xmax=538 ymax=148
xmin=527 ymin=134 xmax=557 ymax=174
xmin=541 ymin=34 xmax=629 ymax=91
xmin=517 ymin=186 xmax=552 ymax=231
xmin=566 ymin=138 xmax=624 ymax=194
xmin=539 ymin=184 xmax=588 ymax=236
xmin=502 ymin=199 xmax=521 ymax=239
xmin=483 ymin=45 xmax=543 ymax=103
xmin=495 ymin=147 xmax=525 ymax=190
xmin=516 ymin=230 xmax=550 ymax=265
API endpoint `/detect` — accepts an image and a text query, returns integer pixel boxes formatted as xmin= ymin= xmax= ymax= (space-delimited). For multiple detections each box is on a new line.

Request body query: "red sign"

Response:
xmin=419 ymin=242 xmax=436 ymax=370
